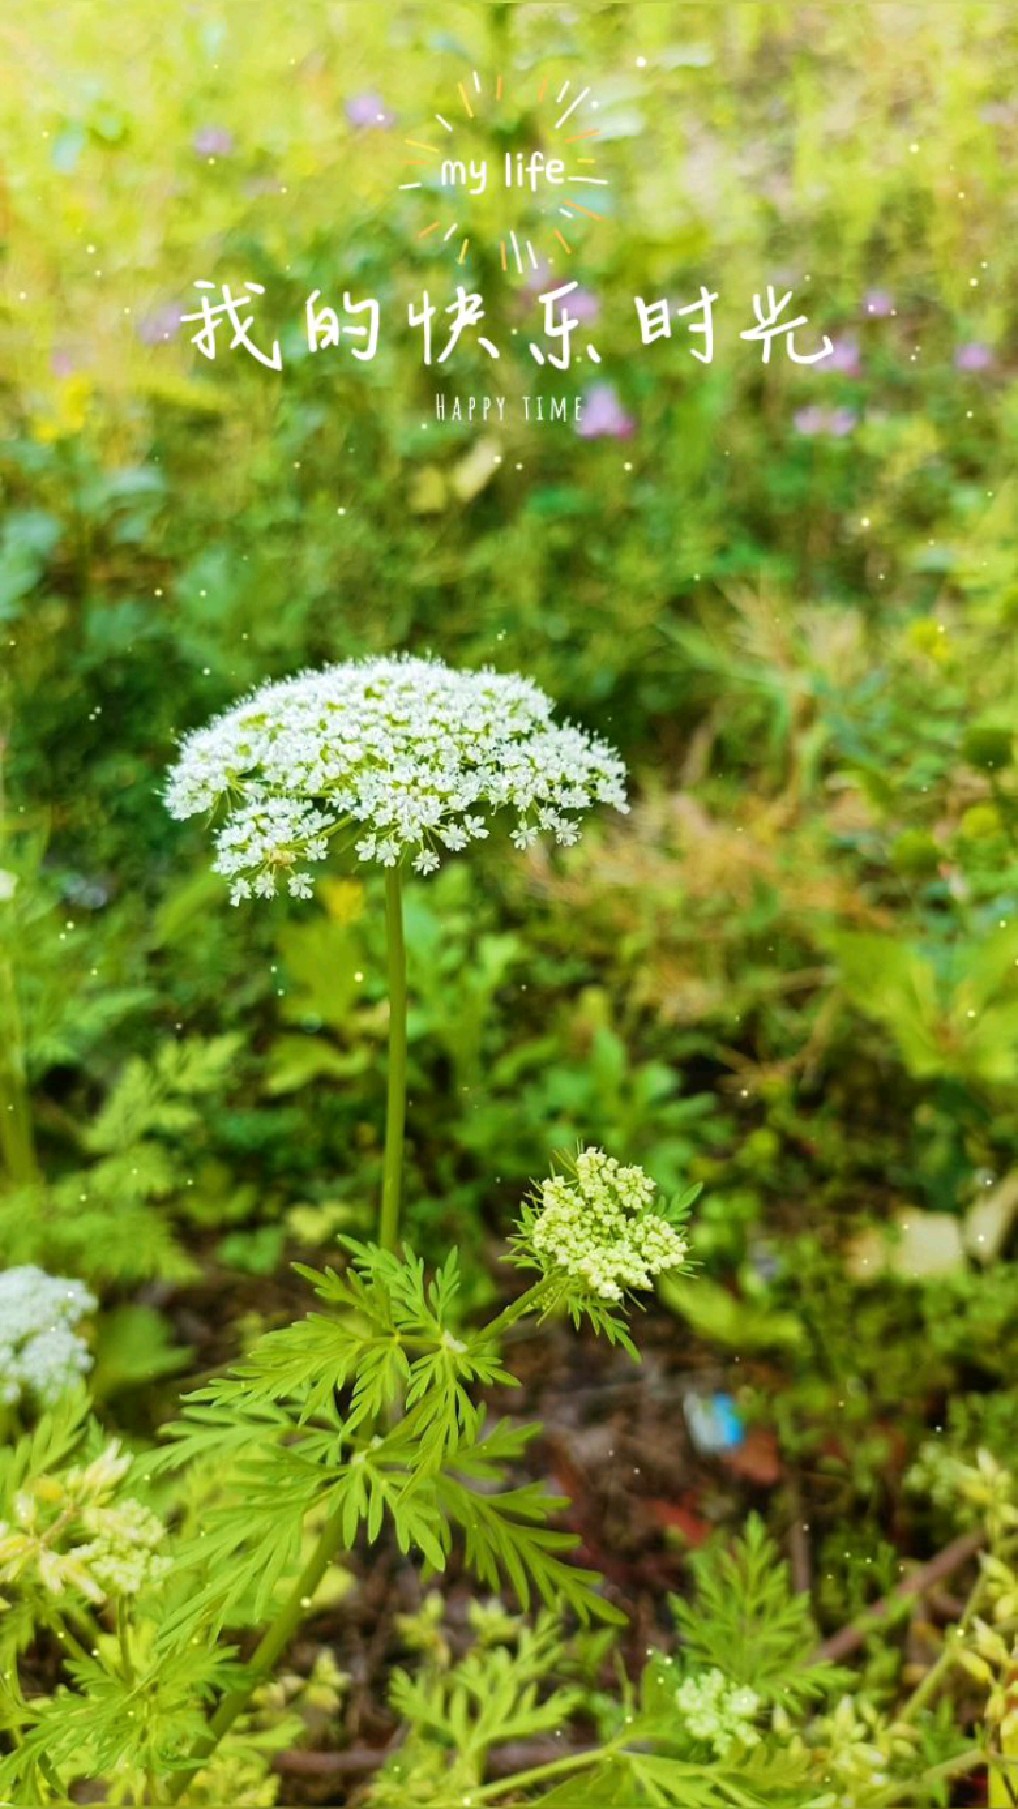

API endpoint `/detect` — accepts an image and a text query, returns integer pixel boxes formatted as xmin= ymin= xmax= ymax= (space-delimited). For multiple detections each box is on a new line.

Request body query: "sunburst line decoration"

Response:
xmin=554 ymin=83 xmax=590 ymax=129
xmin=397 ymin=68 xmax=611 ymax=268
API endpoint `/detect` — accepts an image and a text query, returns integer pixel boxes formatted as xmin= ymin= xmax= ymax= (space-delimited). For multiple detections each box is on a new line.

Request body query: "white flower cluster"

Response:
xmin=0 ymin=1265 xmax=95 ymax=1407
xmin=675 ymin=1668 xmax=761 ymax=1756
xmin=164 ymin=655 xmax=628 ymax=902
xmin=0 ymin=1441 xmax=171 ymax=1604
xmin=528 ymin=1147 xmax=688 ymax=1302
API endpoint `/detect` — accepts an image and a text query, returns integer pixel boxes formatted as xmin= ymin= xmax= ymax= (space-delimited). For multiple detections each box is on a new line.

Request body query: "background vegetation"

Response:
xmin=1 ymin=0 xmax=1017 ymax=1796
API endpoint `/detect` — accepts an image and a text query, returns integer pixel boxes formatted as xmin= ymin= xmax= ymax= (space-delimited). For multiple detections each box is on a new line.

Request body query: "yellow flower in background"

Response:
xmin=30 ymin=373 xmax=92 ymax=443
xmin=320 ymin=877 xmax=364 ymax=924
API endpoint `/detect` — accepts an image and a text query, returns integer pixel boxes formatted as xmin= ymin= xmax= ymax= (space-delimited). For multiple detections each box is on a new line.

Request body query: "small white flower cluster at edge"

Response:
xmin=0 ymin=1265 xmax=96 ymax=1407
xmin=164 ymin=655 xmax=628 ymax=903
xmin=529 ymin=1147 xmax=688 ymax=1302
xmin=675 ymin=1668 xmax=761 ymax=1757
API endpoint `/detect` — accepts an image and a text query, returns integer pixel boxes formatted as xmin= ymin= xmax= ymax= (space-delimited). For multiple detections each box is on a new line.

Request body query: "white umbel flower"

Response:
xmin=164 ymin=655 xmax=628 ymax=903
xmin=523 ymin=1148 xmax=689 ymax=1302
xmin=0 ymin=1266 xmax=95 ymax=1407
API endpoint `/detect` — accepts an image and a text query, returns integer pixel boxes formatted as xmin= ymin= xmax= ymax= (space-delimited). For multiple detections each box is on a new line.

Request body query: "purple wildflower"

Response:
xmin=793 ymin=405 xmax=826 ymax=437
xmin=793 ymin=405 xmax=857 ymax=439
xmin=51 ymin=350 xmax=76 ymax=378
xmin=864 ymin=288 xmax=895 ymax=317
xmin=577 ymin=383 xmax=634 ymax=440
xmin=566 ymin=286 xmax=600 ymax=324
xmin=345 ymin=93 xmax=395 ymax=129
xmin=136 ymin=304 xmax=183 ymax=346
xmin=193 ymin=126 xmax=234 ymax=158
xmin=826 ymin=335 xmax=861 ymax=375
xmin=954 ymin=342 xmax=994 ymax=372
xmin=523 ymin=267 xmax=598 ymax=321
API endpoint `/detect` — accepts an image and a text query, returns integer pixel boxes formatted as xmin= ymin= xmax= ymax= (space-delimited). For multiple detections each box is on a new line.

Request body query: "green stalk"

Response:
xmin=483 ymin=1276 xmax=559 ymax=1344
xmin=0 ymin=967 xmax=38 ymax=1186
xmin=378 ymin=865 xmax=408 ymax=1253
xmin=167 ymin=1497 xmax=349 ymax=1803
xmin=0 ymin=742 xmax=38 ymax=1189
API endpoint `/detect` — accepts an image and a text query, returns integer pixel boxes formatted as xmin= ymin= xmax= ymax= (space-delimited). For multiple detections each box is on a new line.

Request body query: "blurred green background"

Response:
xmin=1 ymin=0 xmax=1017 ymax=1517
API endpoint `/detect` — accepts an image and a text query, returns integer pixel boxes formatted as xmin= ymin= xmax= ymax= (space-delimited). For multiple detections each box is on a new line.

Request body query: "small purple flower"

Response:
xmin=566 ymin=286 xmax=599 ymax=324
xmin=793 ymin=405 xmax=857 ymax=439
xmin=136 ymin=304 xmax=183 ymax=346
xmin=864 ymin=288 xmax=895 ymax=318
xmin=193 ymin=126 xmax=234 ymax=158
xmin=826 ymin=334 xmax=861 ymax=375
xmin=345 ymin=93 xmax=394 ymax=130
xmin=576 ymin=382 xmax=634 ymax=440
xmin=954 ymin=341 xmax=994 ymax=372
xmin=793 ymin=405 xmax=826 ymax=437
xmin=523 ymin=266 xmax=597 ymax=320
xmin=524 ymin=259 xmax=553 ymax=293
xmin=827 ymin=406 xmax=858 ymax=437
xmin=51 ymin=349 xmax=76 ymax=378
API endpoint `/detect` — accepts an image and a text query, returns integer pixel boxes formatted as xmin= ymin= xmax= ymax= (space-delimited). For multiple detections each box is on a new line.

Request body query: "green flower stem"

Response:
xmin=0 ymin=996 xmax=37 ymax=1184
xmin=168 ymin=1496 xmax=350 ymax=1803
xmin=482 ymin=1276 xmax=560 ymax=1344
xmin=378 ymin=865 xmax=408 ymax=1254
xmin=0 ymin=760 xmax=37 ymax=1186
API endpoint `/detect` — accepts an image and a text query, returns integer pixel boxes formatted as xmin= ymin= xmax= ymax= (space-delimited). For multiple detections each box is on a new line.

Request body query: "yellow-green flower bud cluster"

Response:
xmin=806 ymin=1696 xmax=918 ymax=1795
xmin=0 ymin=1439 xmax=170 ymax=1604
